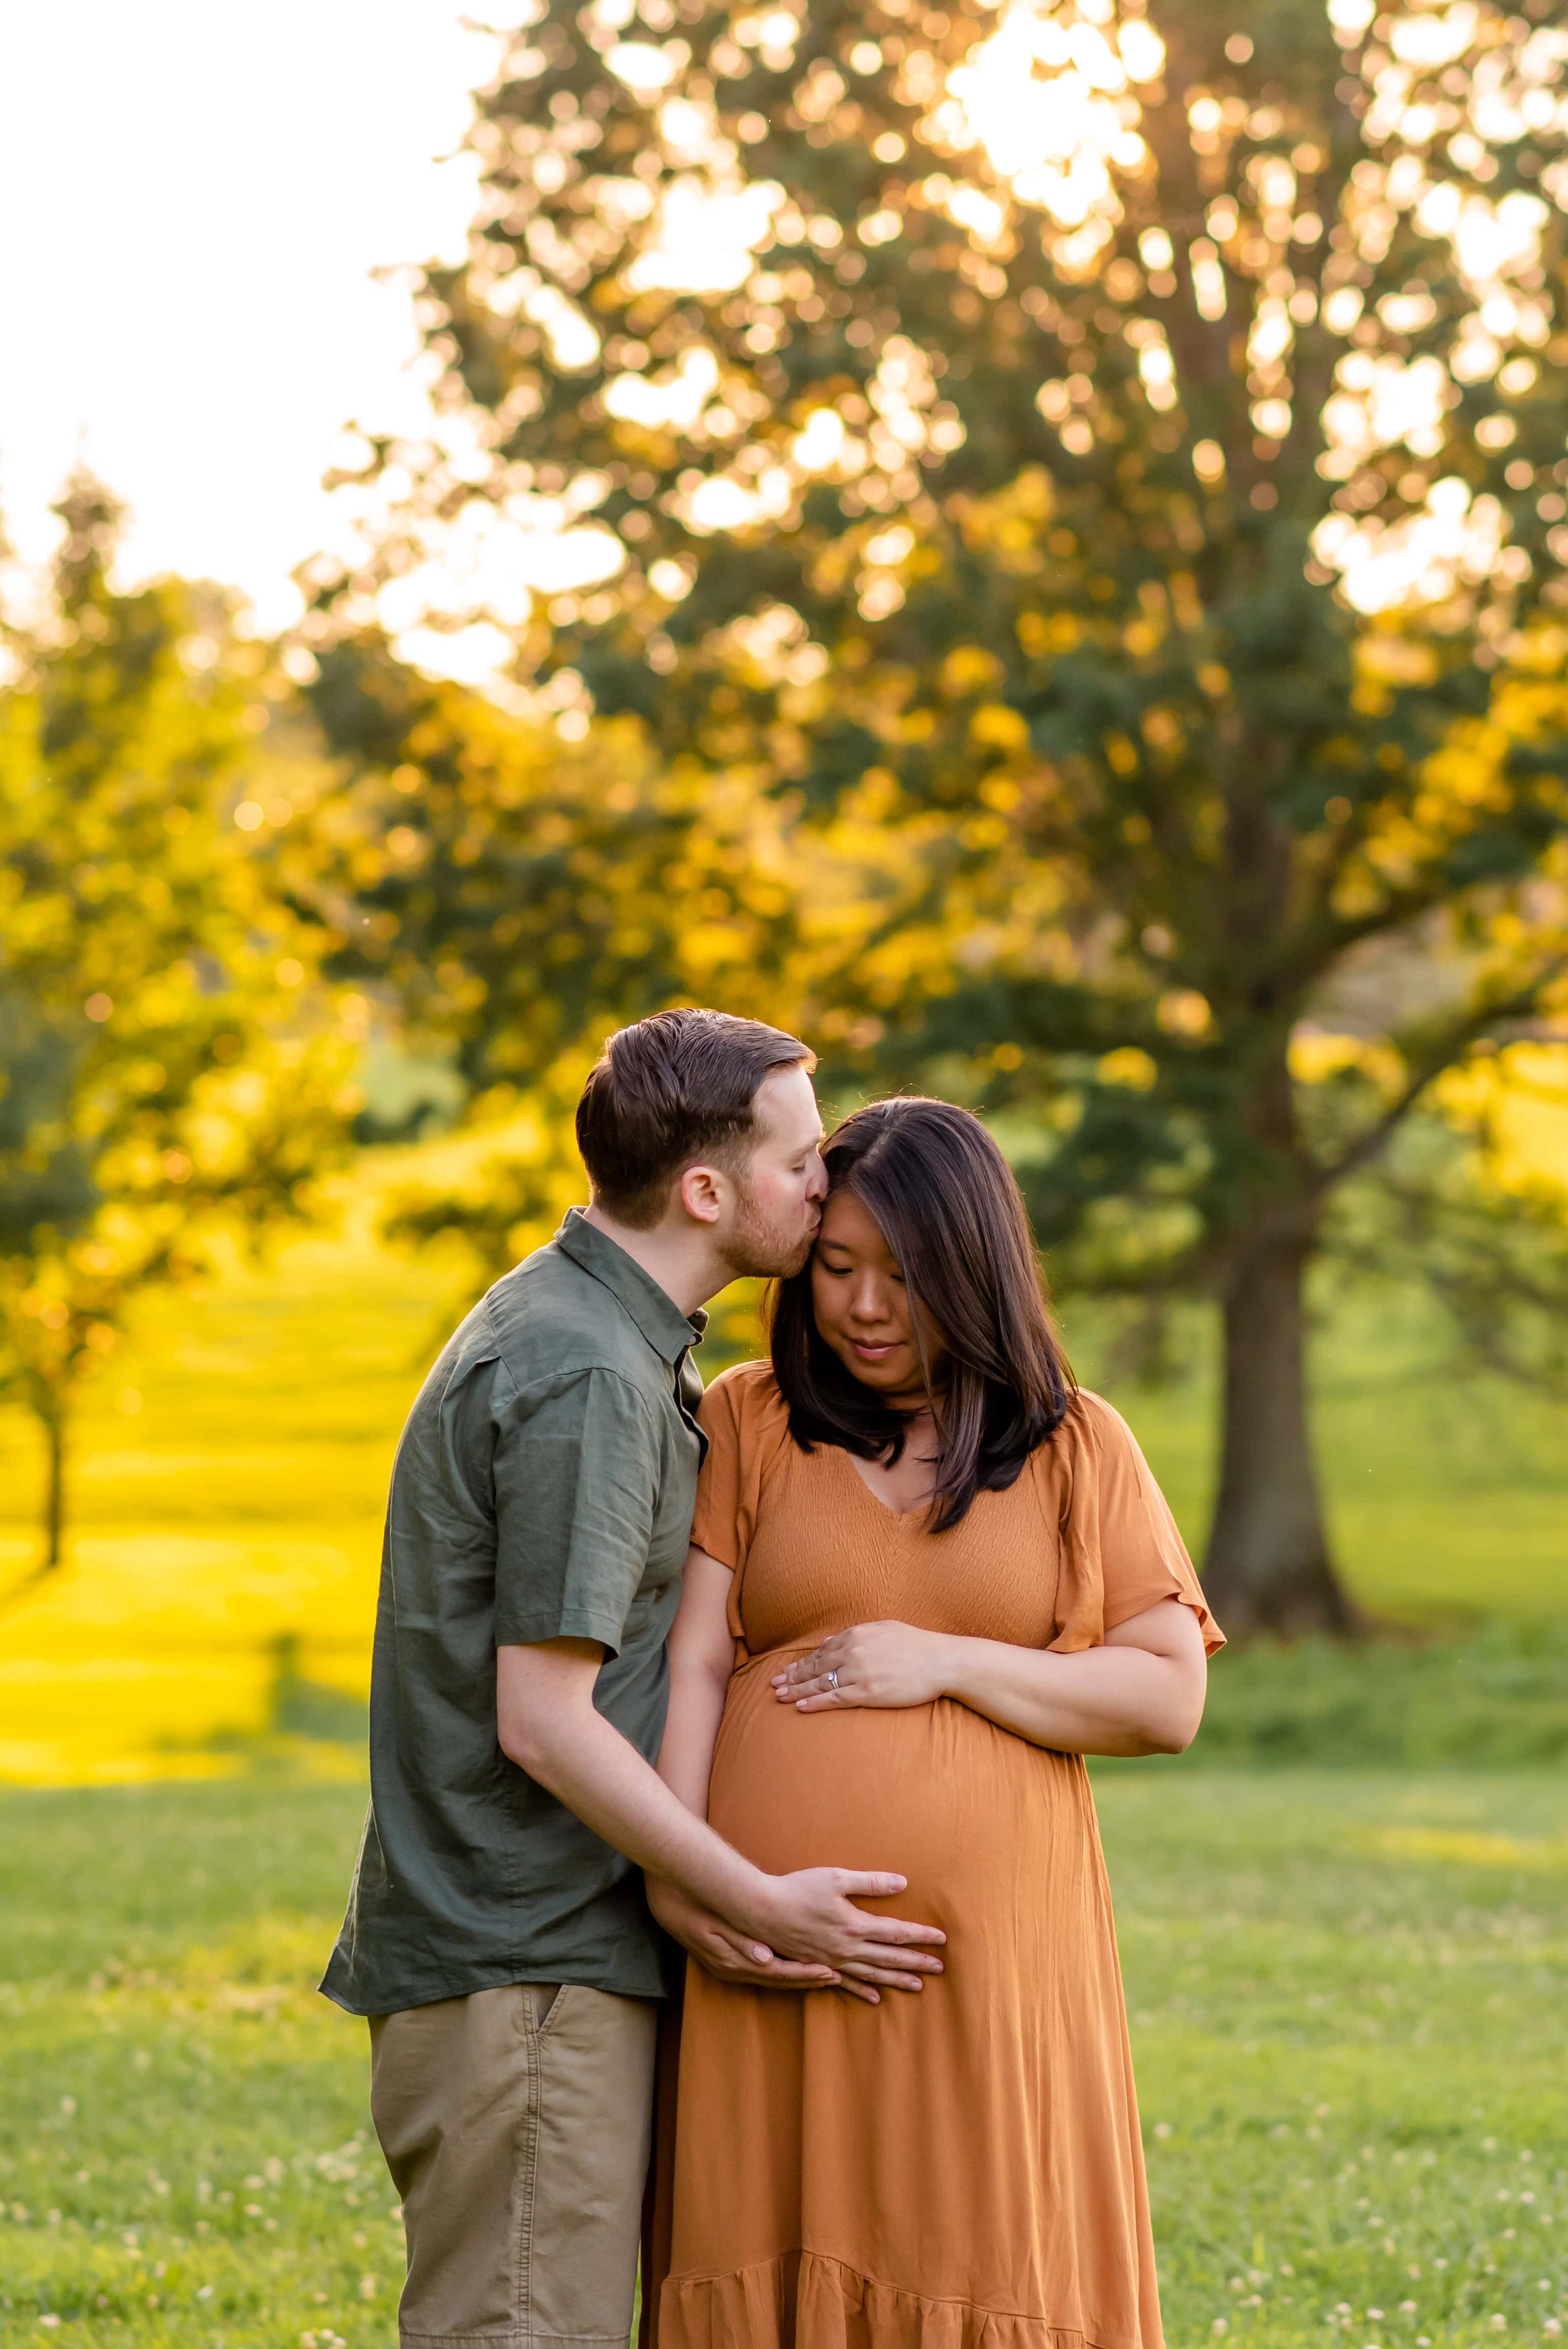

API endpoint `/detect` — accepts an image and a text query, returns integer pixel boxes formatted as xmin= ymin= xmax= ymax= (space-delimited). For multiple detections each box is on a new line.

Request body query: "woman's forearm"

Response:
xmin=775 ymin=1599 xmax=1208 ymax=1749
xmin=656 ymin=1655 xmax=731 ymax=1816
xmin=943 ymin=1632 xmax=1203 ymax=1757
xmin=656 ymin=1547 xmax=739 ymax=1818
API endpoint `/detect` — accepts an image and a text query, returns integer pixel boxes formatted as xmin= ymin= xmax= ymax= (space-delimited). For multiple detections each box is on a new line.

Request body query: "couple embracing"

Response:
xmin=322 ymin=1008 xmax=1224 ymax=2349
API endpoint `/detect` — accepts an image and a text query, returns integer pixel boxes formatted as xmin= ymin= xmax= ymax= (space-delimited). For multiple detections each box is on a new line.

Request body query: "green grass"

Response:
xmin=0 ymin=1778 xmax=382 ymax=2348
xmin=1107 ymin=1768 xmax=1568 ymax=2349
xmin=0 ymin=1194 xmax=462 ymax=1779
xmin=1194 ymin=1624 xmax=1568 ymax=1768
xmin=3 ymin=1770 xmax=1565 ymax=2349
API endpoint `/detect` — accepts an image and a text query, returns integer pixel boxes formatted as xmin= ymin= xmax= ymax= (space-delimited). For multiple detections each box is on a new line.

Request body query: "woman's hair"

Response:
xmin=768 ymin=1096 xmax=1074 ymax=1531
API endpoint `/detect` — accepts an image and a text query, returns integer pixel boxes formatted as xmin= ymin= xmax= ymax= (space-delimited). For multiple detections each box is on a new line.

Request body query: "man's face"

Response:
xmin=721 ymin=1063 xmax=827 ymax=1278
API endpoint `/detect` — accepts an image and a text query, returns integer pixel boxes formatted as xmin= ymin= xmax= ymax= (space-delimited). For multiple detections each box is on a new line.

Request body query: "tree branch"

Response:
xmin=1309 ymin=952 xmax=1568 ymax=1194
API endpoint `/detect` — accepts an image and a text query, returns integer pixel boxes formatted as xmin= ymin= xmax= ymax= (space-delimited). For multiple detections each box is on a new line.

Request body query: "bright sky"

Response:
xmin=0 ymin=3 xmax=505 ymax=630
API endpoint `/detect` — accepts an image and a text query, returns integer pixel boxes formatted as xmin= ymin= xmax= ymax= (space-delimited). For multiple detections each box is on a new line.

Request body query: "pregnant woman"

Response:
xmin=647 ymin=1095 xmax=1224 ymax=2349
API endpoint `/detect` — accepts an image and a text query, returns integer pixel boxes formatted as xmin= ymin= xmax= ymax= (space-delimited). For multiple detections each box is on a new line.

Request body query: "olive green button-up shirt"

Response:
xmin=321 ymin=1210 xmax=706 ymax=2017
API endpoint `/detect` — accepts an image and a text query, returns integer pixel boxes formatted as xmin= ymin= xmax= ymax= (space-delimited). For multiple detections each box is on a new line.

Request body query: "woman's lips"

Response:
xmin=849 ymin=1339 xmax=899 ymax=1359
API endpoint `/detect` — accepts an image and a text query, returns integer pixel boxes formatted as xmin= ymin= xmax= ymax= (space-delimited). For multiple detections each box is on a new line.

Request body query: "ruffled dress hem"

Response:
xmin=659 ymin=2247 xmax=1145 ymax=2349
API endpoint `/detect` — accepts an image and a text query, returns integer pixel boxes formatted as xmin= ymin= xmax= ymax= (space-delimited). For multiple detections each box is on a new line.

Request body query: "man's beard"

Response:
xmin=719 ymin=1178 xmax=817 ymax=1281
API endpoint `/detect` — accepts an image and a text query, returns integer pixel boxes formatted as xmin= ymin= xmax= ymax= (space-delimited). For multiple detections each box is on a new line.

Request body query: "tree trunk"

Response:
xmin=0 ymin=1402 xmax=70 ymax=1615
xmin=1202 ymin=1232 xmax=1353 ymax=1636
xmin=41 ymin=1406 xmax=66 ymax=1574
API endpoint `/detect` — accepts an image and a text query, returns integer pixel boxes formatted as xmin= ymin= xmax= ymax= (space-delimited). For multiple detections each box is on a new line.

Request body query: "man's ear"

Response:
xmin=675 ymin=1160 xmax=724 ymax=1226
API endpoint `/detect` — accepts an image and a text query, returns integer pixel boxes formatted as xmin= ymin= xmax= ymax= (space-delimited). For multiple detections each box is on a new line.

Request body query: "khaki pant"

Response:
xmin=369 ymin=1983 xmax=658 ymax=2348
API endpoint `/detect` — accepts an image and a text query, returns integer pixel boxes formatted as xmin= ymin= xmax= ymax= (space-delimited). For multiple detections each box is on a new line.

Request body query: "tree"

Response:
xmin=312 ymin=0 xmax=1568 ymax=1628
xmin=0 ymin=477 xmax=351 ymax=1581
xmin=297 ymin=631 xmax=691 ymax=1092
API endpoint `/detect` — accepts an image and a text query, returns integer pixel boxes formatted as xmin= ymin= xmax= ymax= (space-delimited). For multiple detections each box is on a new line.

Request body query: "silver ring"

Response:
xmin=826 ymin=1669 xmax=840 ymax=1692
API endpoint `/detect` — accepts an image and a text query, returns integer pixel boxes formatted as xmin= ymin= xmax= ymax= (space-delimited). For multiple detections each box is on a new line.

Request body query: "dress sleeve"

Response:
xmin=689 ymin=1365 xmax=765 ymax=1574
xmin=689 ymin=1364 xmax=793 ymax=1659
xmin=1047 ymin=1390 xmax=1225 ymax=1656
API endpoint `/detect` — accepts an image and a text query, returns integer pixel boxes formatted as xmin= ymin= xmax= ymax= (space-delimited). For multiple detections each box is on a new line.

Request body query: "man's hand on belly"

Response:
xmin=652 ymin=1872 xmax=945 ymax=2004
xmin=752 ymin=1867 xmax=946 ymax=2001
xmin=647 ymin=1880 xmax=845 ymax=1993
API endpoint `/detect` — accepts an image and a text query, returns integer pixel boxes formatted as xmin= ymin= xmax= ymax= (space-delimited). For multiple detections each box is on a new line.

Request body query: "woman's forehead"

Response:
xmin=818 ymin=1185 xmax=897 ymax=1258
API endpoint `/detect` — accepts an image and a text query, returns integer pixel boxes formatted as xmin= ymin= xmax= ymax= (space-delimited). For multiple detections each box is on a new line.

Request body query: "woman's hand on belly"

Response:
xmin=777 ymin=1598 xmax=1209 ymax=1754
xmin=772 ymin=1621 xmax=956 ymax=1712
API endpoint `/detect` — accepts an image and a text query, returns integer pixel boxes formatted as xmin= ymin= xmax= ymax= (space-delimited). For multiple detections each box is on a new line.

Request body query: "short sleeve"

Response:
xmin=490 ymin=1364 xmax=662 ymax=1657
xmin=1047 ymin=1391 xmax=1224 ymax=1657
xmin=689 ymin=1360 xmax=787 ymax=1574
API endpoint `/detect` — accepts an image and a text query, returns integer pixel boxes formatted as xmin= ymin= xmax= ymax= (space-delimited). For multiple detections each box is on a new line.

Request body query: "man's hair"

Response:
xmin=575 ymin=1008 xmax=813 ymax=1228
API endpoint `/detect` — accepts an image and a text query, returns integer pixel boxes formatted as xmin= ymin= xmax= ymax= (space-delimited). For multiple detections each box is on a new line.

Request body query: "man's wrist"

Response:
xmin=658 ymin=1843 xmax=773 ymax=1942
xmin=712 ymin=1860 xmax=778 ymax=1944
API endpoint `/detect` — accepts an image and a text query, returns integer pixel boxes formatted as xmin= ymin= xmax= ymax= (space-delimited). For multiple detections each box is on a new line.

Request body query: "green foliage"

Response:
xmin=0 ymin=995 xmax=97 ymax=1249
xmin=0 ymin=477 xmax=352 ymax=1572
xmin=307 ymin=0 xmax=1568 ymax=1623
xmin=314 ymin=0 xmax=1568 ymax=1189
xmin=299 ymin=635 xmax=695 ymax=1093
xmin=1324 ymin=1096 xmax=1568 ymax=1386
xmin=3 ymin=1769 xmax=1566 ymax=2346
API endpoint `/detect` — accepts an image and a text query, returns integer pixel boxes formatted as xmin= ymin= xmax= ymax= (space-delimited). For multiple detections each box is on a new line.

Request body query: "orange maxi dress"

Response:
xmin=650 ymin=1360 xmax=1224 ymax=2349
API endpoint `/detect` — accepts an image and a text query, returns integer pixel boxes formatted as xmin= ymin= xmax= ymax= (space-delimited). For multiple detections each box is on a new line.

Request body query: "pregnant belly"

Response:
xmin=707 ymin=1650 xmax=1099 ymax=1948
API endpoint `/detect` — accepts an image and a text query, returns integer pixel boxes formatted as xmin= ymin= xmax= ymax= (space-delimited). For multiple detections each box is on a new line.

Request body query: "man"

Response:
xmin=322 ymin=1008 xmax=944 ymax=2349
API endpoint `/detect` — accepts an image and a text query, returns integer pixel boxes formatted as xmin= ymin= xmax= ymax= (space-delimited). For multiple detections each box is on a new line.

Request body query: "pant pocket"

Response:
xmin=527 ymin=1983 xmax=563 ymax=2030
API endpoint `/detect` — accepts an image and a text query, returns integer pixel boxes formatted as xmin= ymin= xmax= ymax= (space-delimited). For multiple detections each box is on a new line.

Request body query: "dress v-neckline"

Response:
xmin=836 ymin=1442 xmax=935 ymax=1522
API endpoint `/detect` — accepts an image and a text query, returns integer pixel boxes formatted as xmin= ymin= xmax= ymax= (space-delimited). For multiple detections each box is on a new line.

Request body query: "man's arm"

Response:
xmin=496 ymin=1640 xmax=945 ymax=1996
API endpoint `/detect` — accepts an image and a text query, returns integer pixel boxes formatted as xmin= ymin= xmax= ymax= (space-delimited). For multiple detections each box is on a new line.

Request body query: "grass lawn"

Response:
xmin=0 ymin=1178 xmax=460 ymax=1783
xmin=1 ymin=1768 xmax=1564 ymax=2349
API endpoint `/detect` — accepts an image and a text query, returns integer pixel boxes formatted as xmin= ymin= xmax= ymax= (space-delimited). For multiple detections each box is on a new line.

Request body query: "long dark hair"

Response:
xmin=768 ymin=1097 xmax=1074 ymax=1532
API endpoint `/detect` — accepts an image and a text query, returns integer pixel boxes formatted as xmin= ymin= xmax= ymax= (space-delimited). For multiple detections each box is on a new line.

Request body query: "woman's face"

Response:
xmin=810 ymin=1185 xmax=931 ymax=1404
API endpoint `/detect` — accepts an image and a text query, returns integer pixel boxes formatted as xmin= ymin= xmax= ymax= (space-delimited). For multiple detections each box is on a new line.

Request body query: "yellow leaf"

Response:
xmin=970 ymin=703 xmax=1029 ymax=751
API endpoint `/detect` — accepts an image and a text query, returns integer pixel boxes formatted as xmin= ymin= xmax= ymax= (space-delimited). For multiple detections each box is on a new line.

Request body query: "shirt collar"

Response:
xmin=554 ymin=1208 xmax=707 ymax=1365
